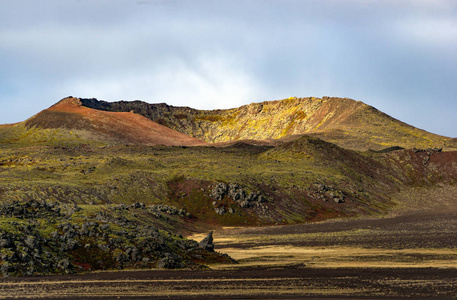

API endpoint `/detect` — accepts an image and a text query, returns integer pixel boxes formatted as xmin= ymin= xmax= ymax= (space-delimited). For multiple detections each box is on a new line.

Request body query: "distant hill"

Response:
xmin=1 ymin=97 xmax=206 ymax=147
xmin=80 ymin=97 xmax=454 ymax=151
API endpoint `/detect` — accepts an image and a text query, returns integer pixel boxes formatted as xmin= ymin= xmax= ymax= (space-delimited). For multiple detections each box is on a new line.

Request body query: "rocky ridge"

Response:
xmin=80 ymin=97 xmax=454 ymax=151
xmin=0 ymin=200 xmax=233 ymax=277
xmin=211 ymin=182 xmax=268 ymax=214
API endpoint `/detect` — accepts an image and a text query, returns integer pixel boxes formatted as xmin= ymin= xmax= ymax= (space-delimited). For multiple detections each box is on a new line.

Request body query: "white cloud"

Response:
xmin=398 ymin=18 xmax=457 ymax=47
xmin=61 ymin=55 xmax=260 ymax=109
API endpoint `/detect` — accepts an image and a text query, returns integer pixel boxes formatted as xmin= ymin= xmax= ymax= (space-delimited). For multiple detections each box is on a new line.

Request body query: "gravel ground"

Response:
xmin=0 ymin=266 xmax=456 ymax=299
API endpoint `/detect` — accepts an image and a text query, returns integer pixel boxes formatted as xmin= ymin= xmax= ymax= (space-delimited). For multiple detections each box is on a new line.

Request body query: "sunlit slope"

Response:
xmin=0 ymin=97 xmax=206 ymax=147
xmin=81 ymin=97 xmax=453 ymax=151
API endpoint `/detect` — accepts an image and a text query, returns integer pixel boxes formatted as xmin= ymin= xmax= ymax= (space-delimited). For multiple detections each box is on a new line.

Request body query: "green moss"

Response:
xmin=195 ymin=115 xmax=225 ymax=122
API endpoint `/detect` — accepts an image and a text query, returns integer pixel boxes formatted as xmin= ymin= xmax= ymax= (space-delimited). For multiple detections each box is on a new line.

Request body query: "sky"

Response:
xmin=1 ymin=0 xmax=456 ymax=137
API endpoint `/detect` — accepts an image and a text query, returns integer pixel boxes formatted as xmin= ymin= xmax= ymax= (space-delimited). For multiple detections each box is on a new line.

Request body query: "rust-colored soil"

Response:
xmin=24 ymin=97 xmax=207 ymax=146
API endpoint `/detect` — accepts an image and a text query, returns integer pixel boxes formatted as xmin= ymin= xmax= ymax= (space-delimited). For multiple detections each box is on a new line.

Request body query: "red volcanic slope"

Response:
xmin=25 ymin=97 xmax=207 ymax=146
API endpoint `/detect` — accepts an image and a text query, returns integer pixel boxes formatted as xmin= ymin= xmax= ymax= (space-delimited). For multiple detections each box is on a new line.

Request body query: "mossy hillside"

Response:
xmin=80 ymin=97 xmax=455 ymax=151
xmin=2 ymin=123 xmax=457 ymax=229
xmin=0 ymin=123 xmax=109 ymax=148
xmin=0 ymin=135 xmax=416 ymax=228
xmin=314 ymin=105 xmax=451 ymax=151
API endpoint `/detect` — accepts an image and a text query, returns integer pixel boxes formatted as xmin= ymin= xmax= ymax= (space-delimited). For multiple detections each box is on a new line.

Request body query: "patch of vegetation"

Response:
xmin=174 ymin=114 xmax=188 ymax=120
xmin=195 ymin=115 xmax=225 ymax=122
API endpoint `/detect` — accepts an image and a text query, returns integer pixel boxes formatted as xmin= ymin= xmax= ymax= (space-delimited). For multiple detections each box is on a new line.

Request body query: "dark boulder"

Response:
xmin=211 ymin=183 xmax=228 ymax=200
xmin=157 ymin=253 xmax=183 ymax=269
xmin=199 ymin=231 xmax=214 ymax=252
xmin=214 ymin=207 xmax=226 ymax=215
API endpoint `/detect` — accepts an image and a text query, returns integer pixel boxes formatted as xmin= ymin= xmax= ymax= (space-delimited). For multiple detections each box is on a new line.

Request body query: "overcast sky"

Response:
xmin=1 ymin=0 xmax=456 ymax=137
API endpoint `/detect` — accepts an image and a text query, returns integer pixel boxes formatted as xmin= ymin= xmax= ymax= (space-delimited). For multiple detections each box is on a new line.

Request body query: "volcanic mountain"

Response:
xmin=80 ymin=96 xmax=454 ymax=151
xmin=13 ymin=97 xmax=206 ymax=146
xmin=2 ymin=95 xmax=457 ymax=280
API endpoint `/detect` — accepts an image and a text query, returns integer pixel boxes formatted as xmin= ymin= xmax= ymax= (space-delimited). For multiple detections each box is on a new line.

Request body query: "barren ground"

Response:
xmin=1 ymin=185 xmax=456 ymax=299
